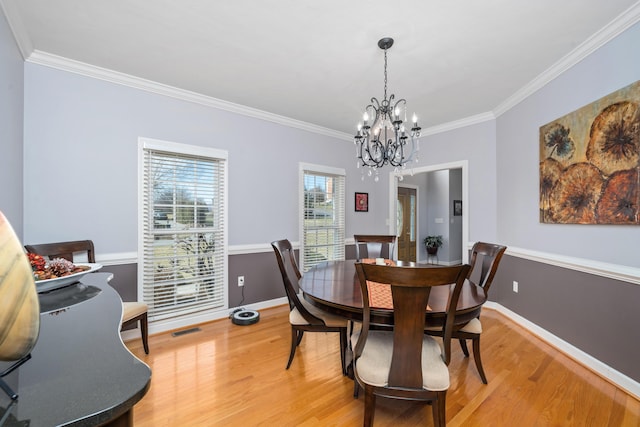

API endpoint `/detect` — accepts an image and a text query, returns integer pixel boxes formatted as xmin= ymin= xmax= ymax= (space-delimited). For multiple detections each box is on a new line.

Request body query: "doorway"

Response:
xmin=387 ymin=160 xmax=469 ymax=264
xmin=397 ymin=186 xmax=417 ymax=262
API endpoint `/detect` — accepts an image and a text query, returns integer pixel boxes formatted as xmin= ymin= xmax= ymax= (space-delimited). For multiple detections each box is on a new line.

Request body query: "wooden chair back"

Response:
xmin=354 ymin=263 xmax=471 ymax=378
xmin=354 ymin=234 xmax=397 ymax=260
xmin=271 ymin=239 xmax=324 ymax=326
xmin=24 ymin=240 xmax=95 ymax=263
xmin=467 ymin=242 xmax=507 ymax=296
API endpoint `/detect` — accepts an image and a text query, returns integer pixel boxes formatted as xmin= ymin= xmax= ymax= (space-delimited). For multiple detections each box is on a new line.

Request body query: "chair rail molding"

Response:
xmin=505 ymin=246 xmax=640 ymax=286
xmin=102 ymin=244 xmax=640 ymax=287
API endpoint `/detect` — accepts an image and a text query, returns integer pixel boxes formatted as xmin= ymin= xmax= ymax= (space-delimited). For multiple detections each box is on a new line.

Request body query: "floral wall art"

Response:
xmin=540 ymin=80 xmax=640 ymax=224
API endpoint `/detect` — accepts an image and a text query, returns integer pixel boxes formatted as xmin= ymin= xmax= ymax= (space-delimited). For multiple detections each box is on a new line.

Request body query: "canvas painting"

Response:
xmin=539 ymin=80 xmax=640 ymax=224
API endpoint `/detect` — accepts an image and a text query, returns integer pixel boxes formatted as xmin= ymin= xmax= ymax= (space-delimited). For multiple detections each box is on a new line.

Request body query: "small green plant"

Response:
xmin=423 ymin=235 xmax=443 ymax=249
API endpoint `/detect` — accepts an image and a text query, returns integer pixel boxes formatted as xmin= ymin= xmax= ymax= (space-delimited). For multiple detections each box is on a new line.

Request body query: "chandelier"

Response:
xmin=354 ymin=37 xmax=421 ymax=181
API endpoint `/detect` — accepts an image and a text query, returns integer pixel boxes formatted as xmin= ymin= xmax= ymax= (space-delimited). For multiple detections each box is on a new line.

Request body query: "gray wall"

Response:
xmin=490 ymin=20 xmax=640 ymax=382
xmin=0 ymin=10 xmax=24 ymax=237
xmin=494 ymin=254 xmax=640 ymax=381
xmin=495 ymin=20 xmax=640 ymax=266
xmin=418 ymin=119 xmax=498 ymax=244
xmin=426 ymin=170 xmax=450 ymax=259
xmin=448 ymin=168 xmax=462 ymax=262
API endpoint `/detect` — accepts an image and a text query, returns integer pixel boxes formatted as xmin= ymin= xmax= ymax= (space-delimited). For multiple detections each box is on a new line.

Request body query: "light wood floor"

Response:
xmin=125 ymin=305 xmax=640 ymax=426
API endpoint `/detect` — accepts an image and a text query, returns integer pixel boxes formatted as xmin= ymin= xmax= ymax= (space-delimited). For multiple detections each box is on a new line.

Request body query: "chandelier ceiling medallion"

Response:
xmin=354 ymin=37 xmax=421 ymax=181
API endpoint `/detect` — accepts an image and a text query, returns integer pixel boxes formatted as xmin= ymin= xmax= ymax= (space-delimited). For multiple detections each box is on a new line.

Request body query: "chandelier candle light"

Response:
xmin=354 ymin=37 xmax=421 ymax=181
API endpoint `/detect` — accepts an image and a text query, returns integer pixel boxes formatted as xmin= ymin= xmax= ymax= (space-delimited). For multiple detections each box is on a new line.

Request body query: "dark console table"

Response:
xmin=0 ymin=273 xmax=151 ymax=426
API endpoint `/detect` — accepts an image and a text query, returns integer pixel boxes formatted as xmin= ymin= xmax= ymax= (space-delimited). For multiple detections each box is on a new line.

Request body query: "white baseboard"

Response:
xmin=120 ymin=296 xmax=289 ymax=341
xmin=485 ymin=301 xmax=640 ymax=400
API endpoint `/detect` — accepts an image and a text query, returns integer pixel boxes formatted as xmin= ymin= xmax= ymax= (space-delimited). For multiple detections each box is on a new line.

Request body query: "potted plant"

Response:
xmin=423 ymin=235 xmax=443 ymax=255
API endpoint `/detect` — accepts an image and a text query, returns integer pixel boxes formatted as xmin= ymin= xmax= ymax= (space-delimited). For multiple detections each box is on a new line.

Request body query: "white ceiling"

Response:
xmin=3 ymin=0 xmax=639 ymax=136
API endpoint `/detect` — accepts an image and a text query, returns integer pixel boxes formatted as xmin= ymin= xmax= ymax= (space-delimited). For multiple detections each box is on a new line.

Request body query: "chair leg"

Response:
xmin=472 ymin=336 xmax=488 ymax=384
xmin=296 ymin=330 xmax=304 ymax=346
xmin=286 ymin=327 xmax=298 ymax=369
xmin=353 ymin=378 xmax=360 ymax=398
xmin=459 ymin=338 xmax=469 ymax=357
xmin=339 ymin=328 xmax=347 ymax=376
xmin=363 ymin=386 xmax=376 ymax=427
xmin=433 ymin=391 xmax=446 ymax=427
xmin=140 ymin=312 xmax=149 ymax=355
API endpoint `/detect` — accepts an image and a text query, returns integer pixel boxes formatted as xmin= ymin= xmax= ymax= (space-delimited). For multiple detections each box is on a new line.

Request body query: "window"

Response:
xmin=299 ymin=163 xmax=345 ymax=272
xmin=139 ymin=138 xmax=228 ymax=321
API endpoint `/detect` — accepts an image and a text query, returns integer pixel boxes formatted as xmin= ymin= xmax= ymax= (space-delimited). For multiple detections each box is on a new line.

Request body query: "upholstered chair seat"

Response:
xmin=290 ymin=296 xmax=348 ymax=328
xmin=351 ymin=330 xmax=450 ymax=390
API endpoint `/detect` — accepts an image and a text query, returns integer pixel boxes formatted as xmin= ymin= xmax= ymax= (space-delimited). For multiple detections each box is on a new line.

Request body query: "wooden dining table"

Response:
xmin=299 ymin=260 xmax=487 ymax=328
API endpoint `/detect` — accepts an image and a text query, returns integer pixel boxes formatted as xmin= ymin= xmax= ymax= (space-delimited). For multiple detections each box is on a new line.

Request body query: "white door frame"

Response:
xmin=387 ymin=160 xmax=469 ymax=264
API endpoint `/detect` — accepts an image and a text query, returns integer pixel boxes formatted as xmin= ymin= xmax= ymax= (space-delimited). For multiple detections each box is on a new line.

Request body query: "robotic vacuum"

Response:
xmin=231 ymin=309 xmax=260 ymax=325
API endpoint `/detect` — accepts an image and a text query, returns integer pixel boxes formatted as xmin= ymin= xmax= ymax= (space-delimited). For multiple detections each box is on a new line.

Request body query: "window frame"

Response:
xmin=299 ymin=162 xmax=346 ymax=273
xmin=138 ymin=137 xmax=229 ymax=323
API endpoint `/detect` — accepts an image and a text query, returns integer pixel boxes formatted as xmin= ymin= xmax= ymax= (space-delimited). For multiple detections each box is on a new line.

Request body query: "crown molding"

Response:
xmin=0 ymin=0 xmax=33 ymax=59
xmin=25 ymin=50 xmax=353 ymax=142
xmin=421 ymin=112 xmax=496 ymax=137
xmin=493 ymin=1 xmax=640 ymax=117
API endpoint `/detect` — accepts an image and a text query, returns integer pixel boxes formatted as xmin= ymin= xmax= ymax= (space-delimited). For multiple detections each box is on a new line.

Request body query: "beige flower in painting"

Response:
xmin=586 ymin=101 xmax=640 ymax=176
xmin=549 ymin=162 xmax=604 ymax=224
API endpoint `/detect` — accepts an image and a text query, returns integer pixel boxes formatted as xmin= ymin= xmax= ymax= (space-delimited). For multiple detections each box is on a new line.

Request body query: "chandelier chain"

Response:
xmin=383 ymin=49 xmax=388 ymax=101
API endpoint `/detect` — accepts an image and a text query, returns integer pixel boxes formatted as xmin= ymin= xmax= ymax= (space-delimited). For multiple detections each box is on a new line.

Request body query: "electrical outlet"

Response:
xmin=238 ymin=276 xmax=245 ymax=287
xmin=512 ymin=281 xmax=518 ymax=293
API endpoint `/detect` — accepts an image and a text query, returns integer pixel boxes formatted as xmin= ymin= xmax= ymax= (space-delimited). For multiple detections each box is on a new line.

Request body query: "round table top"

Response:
xmin=299 ymin=260 xmax=487 ymax=326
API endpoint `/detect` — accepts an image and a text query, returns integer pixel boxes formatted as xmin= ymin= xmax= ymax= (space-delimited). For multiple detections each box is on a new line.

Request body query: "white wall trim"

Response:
xmin=506 ymin=246 xmax=640 ymax=285
xmin=23 ymin=50 xmax=353 ymax=142
xmin=96 ymin=252 xmax=138 ymax=266
xmin=102 ymin=243 xmax=640 ymax=286
xmin=228 ymin=241 xmax=304 ymax=256
xmin=485 ymin=302 xmax=640 ymax=400
xmin=0 ymin=0 xmax=33 ymax=59
xmin=493 ymin=2 xmax=640 ymax=117
xmin=421 ymin=112 xmax=495 ymax=137
xmin=121 ymin=297 xmax=288 ymax=341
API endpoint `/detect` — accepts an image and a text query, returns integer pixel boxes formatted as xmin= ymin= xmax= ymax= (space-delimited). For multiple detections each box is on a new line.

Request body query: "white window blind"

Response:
xmin=141 ymin=141 xmax=227 ymax=321
xmin=300 ymin=164 xmax=345 ymax=272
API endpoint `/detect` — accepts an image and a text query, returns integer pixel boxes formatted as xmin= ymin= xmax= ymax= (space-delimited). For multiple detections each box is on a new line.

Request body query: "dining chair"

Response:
xmin=271 ymin=239 xmax=348 ymax=374
xmin=24 ymin=240 xmax=149 ymax=354
xmin=352 ymin=262 xmax=471 ymax=427
xmin=353 ymin=234 xmax=397 ymax=260
xmin=426 ymin=241 xmax=507 ymax=384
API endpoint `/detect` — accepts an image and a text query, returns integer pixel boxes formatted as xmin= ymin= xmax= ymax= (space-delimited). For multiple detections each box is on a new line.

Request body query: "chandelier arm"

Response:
xmin=391 ymin=98 xmax=406 ymax=116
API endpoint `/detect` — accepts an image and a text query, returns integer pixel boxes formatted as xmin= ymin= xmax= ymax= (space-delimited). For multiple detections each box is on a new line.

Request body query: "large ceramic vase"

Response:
xmin=0 ymin=211 xmax=40 ymax=362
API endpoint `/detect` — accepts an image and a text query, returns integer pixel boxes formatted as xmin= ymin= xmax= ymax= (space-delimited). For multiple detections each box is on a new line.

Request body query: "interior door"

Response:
xmin=397 ymin=187 xmax=417 ymax=262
